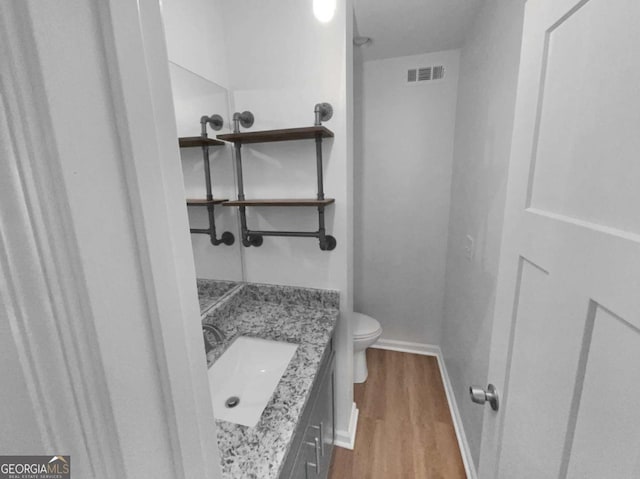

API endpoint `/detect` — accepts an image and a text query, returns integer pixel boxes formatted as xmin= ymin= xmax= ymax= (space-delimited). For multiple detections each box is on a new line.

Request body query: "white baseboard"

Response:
xmin=370 ymin=339 xmax=478 ymax=479
xmin=371 ymin=338 xmax=440 ymax=356
xmin=334 ymin=402 xmax=359 ymax=450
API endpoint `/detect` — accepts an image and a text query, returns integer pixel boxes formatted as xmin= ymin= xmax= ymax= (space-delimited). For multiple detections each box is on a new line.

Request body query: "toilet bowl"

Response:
xmin=352 ymin=312 xmax=382 ymax=383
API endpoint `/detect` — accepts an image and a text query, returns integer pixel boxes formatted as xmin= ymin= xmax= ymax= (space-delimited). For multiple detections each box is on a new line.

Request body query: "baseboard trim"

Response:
xmin=334 ymin=402 xmax=359 ymax=450
xmin=371 ymin=338 xmax=440 ymax=357
xmin=435 ymin=346 xmax=478 ymax=479
xmin=371 ymin=339 xmax=478 ymax=479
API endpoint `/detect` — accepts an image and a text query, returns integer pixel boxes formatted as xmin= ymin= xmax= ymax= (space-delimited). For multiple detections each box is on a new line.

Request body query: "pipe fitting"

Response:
xmin=232 ymin=111 xmax=255 ymax=133
xmin=200 ymin=114 xmax=224 ymax=136
xmin=314 ymin=102 xmax=333 ymax=126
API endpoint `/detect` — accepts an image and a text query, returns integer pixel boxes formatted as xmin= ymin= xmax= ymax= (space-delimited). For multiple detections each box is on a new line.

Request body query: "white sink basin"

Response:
xmin=208 ymin=336 xmax=298 ymax=427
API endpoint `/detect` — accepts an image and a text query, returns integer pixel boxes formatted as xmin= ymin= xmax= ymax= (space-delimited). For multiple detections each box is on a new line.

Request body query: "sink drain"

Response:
xmin=225 ymin=396 xmax=240 ymax=408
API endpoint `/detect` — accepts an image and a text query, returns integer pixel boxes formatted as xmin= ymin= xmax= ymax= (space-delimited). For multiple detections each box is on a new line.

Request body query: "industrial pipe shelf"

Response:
xmin=178 ymin=113 xmax=235 ymax=246
xmin=217 ymin=126 xmax=333 ymax=144
xmin=186 ymin=198 xmax=228 ymax=206
xmin=218 ymin=103 xmax=337 ymax=251
xmin=178 ymin=137 xmax=225 ymax=148
xmin=223 ymin=198 xmax=334 ymax=207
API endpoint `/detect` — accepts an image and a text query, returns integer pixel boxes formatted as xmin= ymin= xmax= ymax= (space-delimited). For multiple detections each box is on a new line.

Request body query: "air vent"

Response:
xmin=432 ymin=65 xmax=445 ymax=80
xmin=418 ymin=67 xmax=432 ymax=81
xmin=406 ymin=64 xmax=446 ymax=84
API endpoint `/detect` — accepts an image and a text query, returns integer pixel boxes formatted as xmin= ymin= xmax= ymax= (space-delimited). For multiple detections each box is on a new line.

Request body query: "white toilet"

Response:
xmin=352 ymin=312 xmax=382 ymax=383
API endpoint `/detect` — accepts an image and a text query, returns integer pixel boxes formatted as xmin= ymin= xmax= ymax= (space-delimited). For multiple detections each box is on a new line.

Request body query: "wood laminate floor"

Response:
xmin=329 ymin=348 xmax=466 ymax=479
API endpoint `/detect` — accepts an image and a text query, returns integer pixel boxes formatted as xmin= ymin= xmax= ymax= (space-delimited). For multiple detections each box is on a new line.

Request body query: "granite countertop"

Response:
xmin=197 ymin=279 xmax=241 ymax=316
xmin=202 ymin=282 xmax=339 ymax=479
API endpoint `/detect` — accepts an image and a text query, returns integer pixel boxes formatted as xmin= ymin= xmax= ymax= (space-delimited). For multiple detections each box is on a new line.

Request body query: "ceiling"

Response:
xmin=353 ymin=0 xmax=484 ymax=61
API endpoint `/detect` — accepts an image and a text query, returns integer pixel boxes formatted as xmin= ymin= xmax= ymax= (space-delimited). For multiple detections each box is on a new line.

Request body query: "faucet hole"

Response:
xmin=225 ymin=396 xmax=240 ymax=408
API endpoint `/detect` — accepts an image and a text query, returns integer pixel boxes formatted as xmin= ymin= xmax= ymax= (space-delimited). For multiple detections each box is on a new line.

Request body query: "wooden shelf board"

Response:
xmin=217 ymin=126 xmax=333 ymax=144
xmin=223 ymin=198 xmax=335 ymax=207
xmin=179 ymin=137 xmax=225 ymax=148
xmin=186 ymin=198 xmax=228 ymax=206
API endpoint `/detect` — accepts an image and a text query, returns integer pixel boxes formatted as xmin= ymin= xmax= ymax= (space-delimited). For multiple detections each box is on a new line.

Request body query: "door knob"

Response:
xmin=469 ymin=384 xmax=500 ymax=411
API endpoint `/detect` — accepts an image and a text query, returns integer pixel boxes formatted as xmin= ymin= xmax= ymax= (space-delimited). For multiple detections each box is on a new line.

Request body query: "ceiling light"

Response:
xmin=353 ymin=36 xmax=372 ymax=47
xmin=313 ymin=0 xmax=336 ymax=23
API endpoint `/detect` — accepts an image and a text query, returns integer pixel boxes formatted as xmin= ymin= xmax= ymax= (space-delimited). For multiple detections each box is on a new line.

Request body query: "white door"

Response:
xmin=478 ymin=0 xmax=640 ymax=478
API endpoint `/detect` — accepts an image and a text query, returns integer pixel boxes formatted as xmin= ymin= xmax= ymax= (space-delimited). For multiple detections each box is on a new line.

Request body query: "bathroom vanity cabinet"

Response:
xmin=280 ymin=336 xmax=335 ymax=479
xmin=204 ymin=282 xmax=339 ymax=478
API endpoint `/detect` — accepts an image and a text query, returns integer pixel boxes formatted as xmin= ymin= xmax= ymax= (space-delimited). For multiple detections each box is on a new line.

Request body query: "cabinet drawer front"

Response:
xmin=281 ymin=333 xmax=335 ymax=479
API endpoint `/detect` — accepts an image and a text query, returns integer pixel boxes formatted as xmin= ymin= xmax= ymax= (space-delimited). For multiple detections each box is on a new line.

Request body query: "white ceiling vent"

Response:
xmin=406 ymin=65 xmax=445 ymax=85
xmin=418 ymin=67 xmax=432 ymax=81
xmin=432 ymin=65 xmax=445 ymax=80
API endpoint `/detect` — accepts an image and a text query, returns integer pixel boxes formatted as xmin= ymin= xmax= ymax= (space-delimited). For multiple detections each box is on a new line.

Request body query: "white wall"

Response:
xmin=219 ymin=0 xmax=355 ymax=435
xmin=441 ymin=0 xmax=526 ymax=467
xmin=162 ymin=0 xmax=230 ymax=89
xmin=162 ymin=0 xmax=243 ymax=281
xmin=354 ymin=50 xmax=460 ymax=345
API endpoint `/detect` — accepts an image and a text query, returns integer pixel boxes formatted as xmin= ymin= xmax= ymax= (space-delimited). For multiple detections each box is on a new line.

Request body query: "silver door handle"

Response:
xmin=469 ymin=384 xmax=500 ymax=411
xmin=310 ymin=422 xmax=325 ymax=456
xmin=305 ymin=437 xmax=321 ymax=475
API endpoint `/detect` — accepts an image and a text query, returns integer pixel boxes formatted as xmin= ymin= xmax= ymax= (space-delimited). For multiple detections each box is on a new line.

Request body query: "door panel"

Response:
xmin=498 ymin=259 xmax=584 ymax=478
xmin=565 ymin=306 xmax=640 ymax=478
xmin=528 ymin=0 xmax=640 ymax=235
xmin=480 ymin=0 xmax=640 ymax=477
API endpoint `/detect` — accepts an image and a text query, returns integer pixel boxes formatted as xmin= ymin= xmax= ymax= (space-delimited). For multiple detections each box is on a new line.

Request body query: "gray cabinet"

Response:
xmin=280 ymin=337 xmax=335 ymax=479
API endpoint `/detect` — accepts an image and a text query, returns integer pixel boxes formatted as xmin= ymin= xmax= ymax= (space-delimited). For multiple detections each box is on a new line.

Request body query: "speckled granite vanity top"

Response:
xmin=197 ymin=279 xmax=240 ymax=315
xmin=202 ymin=282 xmax=339 ymax=479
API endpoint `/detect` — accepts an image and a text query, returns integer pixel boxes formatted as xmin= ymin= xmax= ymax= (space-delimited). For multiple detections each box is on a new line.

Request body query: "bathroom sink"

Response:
xmin=207 ymin=336 xmax=298 ymax=427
